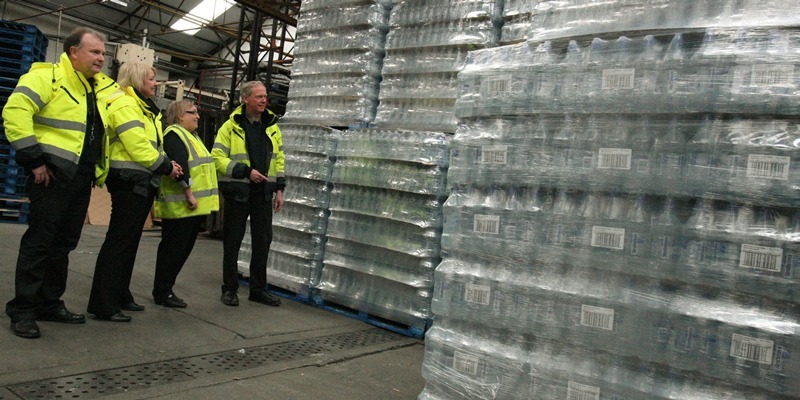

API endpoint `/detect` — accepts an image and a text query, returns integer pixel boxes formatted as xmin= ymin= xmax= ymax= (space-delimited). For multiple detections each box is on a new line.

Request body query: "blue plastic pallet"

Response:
xmin=0 ymin=44 xmax=46 ymax=63
xmin=237 ymin=278 xmax=315 ymax=305
xmin=311 ymin=295 xmax=427 ymax=339
xmin=0 ymin=56 xmax=37 ymax=73
xmin=0 ymin=196 xmax=29 ymax=224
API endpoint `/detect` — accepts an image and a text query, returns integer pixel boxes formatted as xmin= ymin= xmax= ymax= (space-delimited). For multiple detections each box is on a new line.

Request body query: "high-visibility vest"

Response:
xmin=155 ymin=124 xmax=219 ymax=219
xmin=2 ymin=52 xmax=117 ymax=185
xmin=211 ymin=105 xmax=285 ymax=195
xmin=106 ymin=86 xmax=166 ymax=174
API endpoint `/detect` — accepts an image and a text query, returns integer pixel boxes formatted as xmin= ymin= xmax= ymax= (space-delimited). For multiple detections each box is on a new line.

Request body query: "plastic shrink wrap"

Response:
xmin=316 ymin=130 xmax=450 ymax=335
xmin=373 ymin=0 xmax=502 ymax=133
xmin=283 ymin=1 xmax=390 ymax=127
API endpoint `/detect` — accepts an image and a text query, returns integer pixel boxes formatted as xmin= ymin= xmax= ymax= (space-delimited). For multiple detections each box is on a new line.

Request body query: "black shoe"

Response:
xmin=154 ymin=293 xmax=187 ymax=308
xmin=11 ymin=320 xmax=40 ymax=339
xmin=221 ymin=291 xmax=239 ymax=306
xmin=248 ymin=291 xmax=281 ymax=307
xmin=121 ymin=301 xmax=145 ymax=312
xmin=38 ymin=307 xmax=86 ymax=324
xmin=95 ymin=312 xmax=132 ymax=322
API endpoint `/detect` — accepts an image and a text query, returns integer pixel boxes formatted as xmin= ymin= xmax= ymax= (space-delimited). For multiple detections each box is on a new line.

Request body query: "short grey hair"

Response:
xmin=240 ymin=81 xmax=266 ymax=100
xmin=165 ymin=99 xmax=195 ymax=126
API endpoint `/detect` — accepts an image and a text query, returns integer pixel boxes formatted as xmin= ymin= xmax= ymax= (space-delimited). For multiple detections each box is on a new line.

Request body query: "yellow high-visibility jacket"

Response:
xmin=211 ymin=105 xmax=285 ymax=202
xmin=105 ymin=86 xmax=172 ymax=195
xmin=2 ymin=52 xmax=118 ymax=185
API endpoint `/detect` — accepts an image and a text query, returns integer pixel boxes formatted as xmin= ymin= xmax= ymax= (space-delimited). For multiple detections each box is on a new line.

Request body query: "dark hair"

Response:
xmin=63 ymin=27 xmax=105 ymax=54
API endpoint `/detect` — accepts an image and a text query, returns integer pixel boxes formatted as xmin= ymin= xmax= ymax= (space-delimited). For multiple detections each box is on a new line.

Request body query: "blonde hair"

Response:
xmin=117 ymin=62 xmax=156 ymax=92
xmin=165 ymin=99 xmax=195 ymax=126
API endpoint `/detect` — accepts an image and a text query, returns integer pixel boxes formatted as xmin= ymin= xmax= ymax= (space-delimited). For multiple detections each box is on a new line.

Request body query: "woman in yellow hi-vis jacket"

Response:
xmin=152 ymin=100 xmax=218 ymax=308
xmin=87 ymin=63 xmax=182 ymax=322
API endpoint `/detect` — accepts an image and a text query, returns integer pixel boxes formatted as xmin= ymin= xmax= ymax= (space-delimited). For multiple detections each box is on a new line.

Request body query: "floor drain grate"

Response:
xmin=5 ymin=328 xmax=405 ymax=399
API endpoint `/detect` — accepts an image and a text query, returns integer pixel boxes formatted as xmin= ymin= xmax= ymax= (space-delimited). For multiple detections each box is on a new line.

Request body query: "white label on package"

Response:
xmin=453 ymin=351 xmax=481 ymax=375
xmin=602 ymin=69 xmax=635 ymax=90
xmin=474 ymin=215 xmax=500 ymax=235
xmin=567 ymin=381 xmax=601 ymax=400
xmin=591 ymin=226 xmax=625 ymax=250
xmin=580 ymin=304 xmax=615 ymax=330
xmin=740 ymin=244 xmax=783 ymax=272
xmin=480 ymin=145 xmax=508 ymax=164
xmin=484 ymin=75 xmax=512 ymax=95
xmin=751 ymin=64 xmax=794 ymax=87
xmin=598 ymin=148 xmax=632 ymax=170
xmin=464 ymin=283 xmax=491 ymax=305
xmin=730 ymin=333 xmax=774 ymax=364
xmin=746 ymin=154 xmax=790 ymax=180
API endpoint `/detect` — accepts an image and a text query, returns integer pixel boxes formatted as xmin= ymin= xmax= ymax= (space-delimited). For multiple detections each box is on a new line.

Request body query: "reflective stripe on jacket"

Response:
xmin=106 ymin=86 xmax=165 ymax=174
xmin=155 ymin=124 xmax=219 ymax=219
xmin=2 ymin=52 xmax=117 ymax=185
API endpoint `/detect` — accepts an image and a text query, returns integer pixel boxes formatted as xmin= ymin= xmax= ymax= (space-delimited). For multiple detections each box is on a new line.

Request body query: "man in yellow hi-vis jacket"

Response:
xmin=3 ymin=27 xmax=118 ymax=339
xmin=212 ymin=81 xmax=285 ymax=308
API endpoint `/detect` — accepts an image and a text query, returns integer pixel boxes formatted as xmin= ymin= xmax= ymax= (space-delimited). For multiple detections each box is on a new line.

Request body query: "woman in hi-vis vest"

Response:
xmin=152 ymin=100 xmax=219 ymax=307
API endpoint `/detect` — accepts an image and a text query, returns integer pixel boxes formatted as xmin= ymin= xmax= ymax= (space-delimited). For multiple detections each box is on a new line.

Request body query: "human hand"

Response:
xmin=186 ymin=193 xmax=198 ymax=210
xmin=170 ymin=161 xmax=183 ymax=179
xmin=32 ymin=165 xmax=53 ymax=187
xmin=249 ymin=169 xmax=268 ymax=183
xmin=274 ymin=191 xmax=284 ymax=212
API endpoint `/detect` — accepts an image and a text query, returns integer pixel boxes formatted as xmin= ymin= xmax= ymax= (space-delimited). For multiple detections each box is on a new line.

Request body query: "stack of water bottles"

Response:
xmin=372 ymin=0 xmax=502 ymax=133
xmin=421 ymin=2 xmax=800 ymax=399
xmin=237 ymin=124 xmax=339 ymax=298
xmin=315 ymin=129 xmax=450 ymax=337
xmin=530 ymin=0 xmax=800 ymax=42
xmin=282 ymin=0 xmax=390 ymax=127
xmin=499 ymin=0 xmax=536 ymax=44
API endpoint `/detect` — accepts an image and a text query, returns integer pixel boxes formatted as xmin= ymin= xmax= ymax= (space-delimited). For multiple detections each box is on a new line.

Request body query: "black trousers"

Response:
xmin=153 ymin=215 xmax=204 ymax=299
xmin=87 ymin=184 xmax=154 ymax=317
xmin=5 ymin=169 xmax=94 ymax=322
xmin=221 ymin=192 xmax=272 ymax=294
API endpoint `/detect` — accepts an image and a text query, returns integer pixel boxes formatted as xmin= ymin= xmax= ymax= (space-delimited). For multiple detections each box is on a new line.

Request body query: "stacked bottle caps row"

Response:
xmin=237 ymin=124 xmax=340 ymax=299
xmin=0 ymin=20 xmax=47 ymax=223
xmin=372 ymin=0 xmax=501 ymax=133
xmin=283 ymin=0 xmax=390 ymax=127
xmin=316 ymin=129 xmax=450 ymax=337
xmin=498 ymin=0 xmax=536 ymax=44
xmin=529 ymin=0 xmax=800 ymax=41
xmin=457 ymin=29 xmax=800 ymax=117
xmin=421 ymin=33 xmax=800 ymax=400
xmin=448 ymin=114 xmax=800 ymax=209
xmin=421 ymin=317 xmax=797 ymax=400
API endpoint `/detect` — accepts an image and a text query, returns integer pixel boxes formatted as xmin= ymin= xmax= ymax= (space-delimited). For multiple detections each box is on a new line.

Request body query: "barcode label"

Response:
xmin=602 ymin=69 xmax=635 ymax=90
xmin=591 ymin=226 xmax=625 ymax=250
xmin=464 ymin=283 xmax=491 ymax=305
xmin=730 ymin=333 xmax=774 ymax=364
xmin=751 ymin=64 xmax=794 ymax=87
xmin=480 ymin=145 xmax=508 ymax=164
xmin=746 ymin=154 xmax=790 ymax=180
xmin=598 ymin=148 xmax=632 ymax=170
xmin=580 ymin=305 xmax=615 ymax=330
xmin=484 ymin=75 xmax=512 ymax=94
xmin=740 ymin=244 xmax=782 ymax=272
xmin=567 ymin=381 xmax=601 ymax=400
xmin=474 ymin=215 xmax=500 ymax=235
xmin=453 ymin=351 xmax=480 ymax=375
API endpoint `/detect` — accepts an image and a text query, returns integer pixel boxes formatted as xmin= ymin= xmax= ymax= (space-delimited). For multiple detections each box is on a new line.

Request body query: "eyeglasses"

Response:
xmin=185 ymin=110 xmax=199 ymax=114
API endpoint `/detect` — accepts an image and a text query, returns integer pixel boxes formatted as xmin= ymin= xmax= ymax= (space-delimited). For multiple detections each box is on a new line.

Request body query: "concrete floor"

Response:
xmin=0 ymin=222 xmax=426 ymax=400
